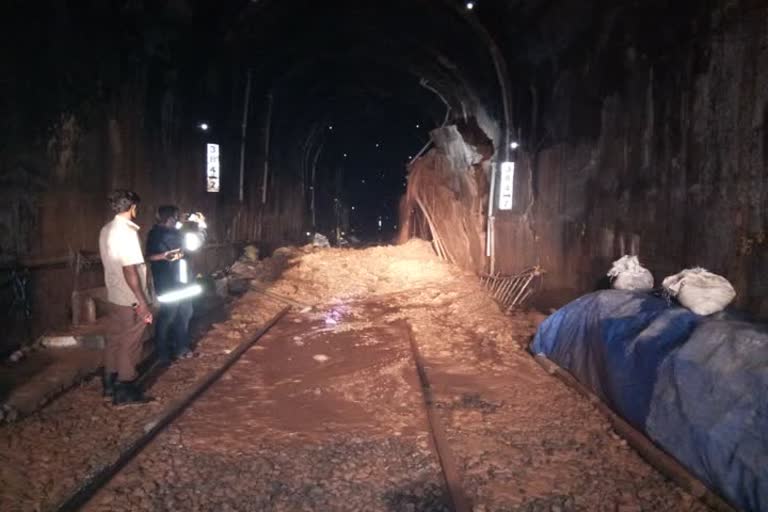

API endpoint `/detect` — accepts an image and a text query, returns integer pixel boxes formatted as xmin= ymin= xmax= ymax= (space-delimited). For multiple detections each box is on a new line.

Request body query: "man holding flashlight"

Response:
xmin=146 ymin=205 xmax=195 ymax=366
xmin=98 ymin=190 xmax=153 ymax=406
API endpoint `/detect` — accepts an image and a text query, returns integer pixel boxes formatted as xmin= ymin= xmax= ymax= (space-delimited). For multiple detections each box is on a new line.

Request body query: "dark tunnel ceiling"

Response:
xmin=225 ymin=0 xmax=599 ymax=141
xmin=217 ymin=0 xmax=519 ymax=237
xmin=235 ymin=0 xmax=501 ymax=115
xmin=174 ymin=0 xmax=607 ymax=236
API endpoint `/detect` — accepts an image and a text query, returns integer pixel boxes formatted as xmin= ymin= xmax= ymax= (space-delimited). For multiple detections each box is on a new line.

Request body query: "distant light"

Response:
xmin=328 ymin=125 xmax=334 ymax=131
xmin=306 ymin=231 xmax=311 ymax=236
xmin=415 ymin=124 xmax=420 ymax=129
xmin=510 ymin=141 xmax=520 ymax=149
xmin=361 ymin=179 xmax=366 ymax=184
xmin=375 ymin=143 xmax=380 ymax=148
xmin=466 ymin=2 xmax=474 ymax=10
xmin=199 ymin=122 xmax=209 ymax=131
xmin=351 ymin=206 xmax=356 ymax=211
xmin=343 ymin=153 xmax=348 ymax=158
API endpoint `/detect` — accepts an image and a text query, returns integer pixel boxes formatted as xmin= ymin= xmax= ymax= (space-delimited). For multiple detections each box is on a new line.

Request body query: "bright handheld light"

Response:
xmin=184 ymin=232 xmax=203 ymax=252
xmin=176 ymin=211 xmax=207 ymax=252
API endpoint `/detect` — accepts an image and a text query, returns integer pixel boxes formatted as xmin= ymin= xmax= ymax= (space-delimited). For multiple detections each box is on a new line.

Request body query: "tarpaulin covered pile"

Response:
xmin=531 ymin=290 xmax=768 ymax=512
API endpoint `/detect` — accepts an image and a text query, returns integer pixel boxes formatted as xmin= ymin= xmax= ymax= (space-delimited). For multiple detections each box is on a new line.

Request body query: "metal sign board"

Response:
xmin=498 ymin=161 xmax=514 ymax=210
xmin=206 ymin=143 xmax=220 ymax=193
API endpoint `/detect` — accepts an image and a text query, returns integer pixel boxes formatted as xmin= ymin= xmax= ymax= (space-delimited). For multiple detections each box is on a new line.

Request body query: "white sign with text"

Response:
xmin=498 ymin=161 xmax=514 ymax=210
xmin=207 ymin=143 xmax=220 ymax=193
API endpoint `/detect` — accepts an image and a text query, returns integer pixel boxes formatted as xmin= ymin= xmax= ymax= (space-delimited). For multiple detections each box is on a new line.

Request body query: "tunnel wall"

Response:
xmin=0 ymin=5 xmax=305 ymax=353
xmin=1 ymin=88 xmax=303 ymax=352
xmin=495 ymin=1 xmax=768 ymax=317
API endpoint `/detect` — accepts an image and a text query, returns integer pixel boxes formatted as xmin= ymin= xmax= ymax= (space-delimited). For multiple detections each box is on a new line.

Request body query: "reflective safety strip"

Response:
xmin=179 ymin=259 xmax=188 ymax=284
xmin=157 ymin=284 xmax=202 ymax=304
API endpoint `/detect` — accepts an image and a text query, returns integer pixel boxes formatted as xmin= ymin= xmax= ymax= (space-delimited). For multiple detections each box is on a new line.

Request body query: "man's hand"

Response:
xmin=148 ymin=249 xmax=183 ymax=262
xmin=164 ymin=249 xmax=183 ymax=261
xmin=123 ymin=264 xmax=152 ymax=323
xmin=135 ymin=302 xmax=153 ymax=324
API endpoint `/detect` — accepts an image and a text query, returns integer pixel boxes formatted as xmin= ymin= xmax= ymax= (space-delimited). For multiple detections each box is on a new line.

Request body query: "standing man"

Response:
xmin=146 ymin=205 xmax=194 ymax=366
xmin=98 ymin=190 xmax=153 ymax=406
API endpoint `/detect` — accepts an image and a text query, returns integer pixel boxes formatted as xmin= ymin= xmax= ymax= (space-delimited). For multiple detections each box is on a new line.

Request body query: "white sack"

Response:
xmin=607 ymin=255 xmax=654 ymax=291
xmin=312 ymin=233 xmax=330 ymax=248
xmin=662 ymin=267 xmax=736 ymax=316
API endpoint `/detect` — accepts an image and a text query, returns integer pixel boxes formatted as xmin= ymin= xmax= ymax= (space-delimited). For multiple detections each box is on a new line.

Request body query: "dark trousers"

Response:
xmin=104 ymin=302 xmax=148 ymax=381
xmin=154 ymin=300 xmax=194 ymax=362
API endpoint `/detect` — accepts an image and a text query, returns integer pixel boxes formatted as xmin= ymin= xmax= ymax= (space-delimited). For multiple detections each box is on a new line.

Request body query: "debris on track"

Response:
xmin=0 ymin=240 xmax=709 ymax=512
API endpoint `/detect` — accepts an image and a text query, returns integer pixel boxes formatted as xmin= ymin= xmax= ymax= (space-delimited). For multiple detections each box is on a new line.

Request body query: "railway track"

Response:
xmin=53 ymin=306 xmax=291 ymax=512
xmin=52 ymin=302 xmax=473 ymax=512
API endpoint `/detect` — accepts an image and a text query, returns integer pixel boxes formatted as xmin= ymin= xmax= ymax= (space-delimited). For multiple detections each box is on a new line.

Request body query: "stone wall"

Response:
xmin=0 ymin=3 xmax=305 ymax=353
xmin=494 ymin=0 xmax=768 ymax=316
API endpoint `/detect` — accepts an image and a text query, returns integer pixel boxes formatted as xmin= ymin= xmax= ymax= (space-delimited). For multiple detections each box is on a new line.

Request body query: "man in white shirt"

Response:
xmin=98 ymin=190 xmax=153 ymax=406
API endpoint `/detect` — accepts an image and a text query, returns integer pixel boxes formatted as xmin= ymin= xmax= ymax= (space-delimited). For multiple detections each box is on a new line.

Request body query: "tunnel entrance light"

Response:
xmin=466 ymin=2 xmax=475 ymax=10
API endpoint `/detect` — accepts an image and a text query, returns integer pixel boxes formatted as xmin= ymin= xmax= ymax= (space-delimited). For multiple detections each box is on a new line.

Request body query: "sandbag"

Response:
xmin=662 ymin=267 xmax=736 ymax=315
xmin=312 ymin=233 xmax=330 ymax=248
xmin=607 ymin=255 xmax=654 ymax=291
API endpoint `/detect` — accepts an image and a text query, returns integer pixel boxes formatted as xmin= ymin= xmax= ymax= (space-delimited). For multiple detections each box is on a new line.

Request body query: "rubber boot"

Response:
xmin=101 ymin=371 xmax=118 ymax=399
xmin=112 ymin=380 xmax=154 ymax=407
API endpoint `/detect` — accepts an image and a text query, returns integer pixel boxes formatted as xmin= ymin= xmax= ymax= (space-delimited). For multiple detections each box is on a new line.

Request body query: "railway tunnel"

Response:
xmin=1 ymin=1 xmax=767 ymax=511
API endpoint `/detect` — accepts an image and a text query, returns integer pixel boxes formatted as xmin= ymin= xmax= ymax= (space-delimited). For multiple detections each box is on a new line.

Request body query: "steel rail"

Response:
xmin=405 ymin=323 xmax=472 ymax=512
xmin=52 ymin=305 xmax=291 ymax=512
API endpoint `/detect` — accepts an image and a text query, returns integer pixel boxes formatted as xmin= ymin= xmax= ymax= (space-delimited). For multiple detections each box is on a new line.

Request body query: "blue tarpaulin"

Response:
xmin=531 ymin=290 xmax=768 ymax=512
